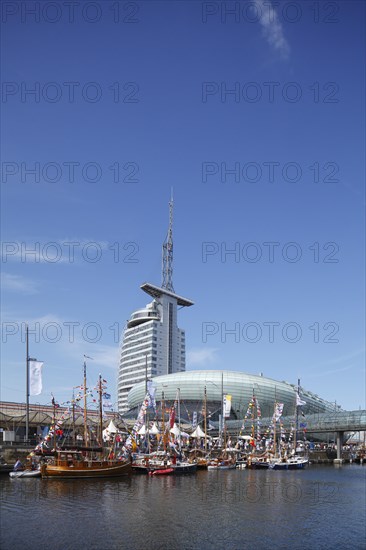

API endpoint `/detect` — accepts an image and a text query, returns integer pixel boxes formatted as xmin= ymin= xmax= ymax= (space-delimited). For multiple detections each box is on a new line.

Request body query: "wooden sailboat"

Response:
xmin=41 ymin=362 xmax=131 ymax=479
xmin=170 ymin=388 xmax=197 ymax=474
xmin=269 ymin=381 xmax=308 ymax=470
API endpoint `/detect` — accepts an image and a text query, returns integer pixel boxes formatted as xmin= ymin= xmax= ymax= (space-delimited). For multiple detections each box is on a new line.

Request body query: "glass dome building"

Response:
xmin=125 ymin=370 xmax=336 ymax=422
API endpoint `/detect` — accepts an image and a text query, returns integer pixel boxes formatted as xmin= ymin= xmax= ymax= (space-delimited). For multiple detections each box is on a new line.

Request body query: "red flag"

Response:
xmin=169 ymin=406 xmax=175 ymax=429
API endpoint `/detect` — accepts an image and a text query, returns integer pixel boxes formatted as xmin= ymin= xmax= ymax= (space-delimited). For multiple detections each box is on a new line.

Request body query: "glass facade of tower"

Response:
xmin=117 ymin=291 xmax=191 ymax=414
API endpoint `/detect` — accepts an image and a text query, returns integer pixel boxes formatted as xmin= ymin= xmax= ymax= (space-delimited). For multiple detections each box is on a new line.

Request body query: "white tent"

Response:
xmin=138 ymin=423 xmax=160 ymax=436
xmin=107 ymin=420 xmax=118 ymax=433
xmin=191 ymin=425 xmax=207 ymax=438
xmin=150 ymin=422 xmax=160 ymax=435
xmin=102 ymin=419 xmax=119 ymax=441
xmin=170 ymin=423 xmax=190 ymax=438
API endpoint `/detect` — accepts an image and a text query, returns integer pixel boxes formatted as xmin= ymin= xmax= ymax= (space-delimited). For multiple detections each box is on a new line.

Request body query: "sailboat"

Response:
xmin=243 ymin=393 xmax=269 ymax=469
xmin=169 ymin=389 xmax=197 ymax=474
xmin=269 ymin=381 xmax=308 ymax=470
xmin=41 ymin=362 xmax=131 ymax=479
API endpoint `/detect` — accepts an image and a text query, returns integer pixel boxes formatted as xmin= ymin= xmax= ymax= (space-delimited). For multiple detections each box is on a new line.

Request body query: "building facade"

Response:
xmin=117 ymin=285 xmax=193 ymax=413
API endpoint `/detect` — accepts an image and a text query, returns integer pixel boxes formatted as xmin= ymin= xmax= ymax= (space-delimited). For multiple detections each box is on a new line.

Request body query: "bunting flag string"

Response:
xmin=240 ymin=397 xmax=262 ymax=440
xmin=125 ymin=392 xmax=150 ymax=449
xmin=34 ymin=404 xmax=72 ymax=451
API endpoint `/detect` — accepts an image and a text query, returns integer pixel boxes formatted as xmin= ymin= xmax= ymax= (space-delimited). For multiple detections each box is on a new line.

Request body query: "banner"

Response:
xmin=296 ymin=394 xmax=306 ymax=407
xmin=192 ymin=411 xmax=197 ymax=429
xmin=223 ymin=394 xmax=231 ymax=418
xmin=29 ymin=360 xmax=44 ymax=395
xmin=147 ymin=380 xmax=156 ymax=411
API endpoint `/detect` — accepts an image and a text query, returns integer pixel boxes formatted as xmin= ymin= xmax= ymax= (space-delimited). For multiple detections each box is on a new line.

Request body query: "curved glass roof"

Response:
xmin=127 ymin=370 xmax=335 ymax=418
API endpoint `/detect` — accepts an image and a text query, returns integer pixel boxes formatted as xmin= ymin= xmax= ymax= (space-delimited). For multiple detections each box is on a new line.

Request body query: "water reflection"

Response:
xmin=1 ymin=466 xmax=364 ymax=550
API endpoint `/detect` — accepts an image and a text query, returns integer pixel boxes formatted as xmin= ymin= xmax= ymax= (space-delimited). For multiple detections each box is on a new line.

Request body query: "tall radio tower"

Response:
xmin=162 ymin=194 xmax=174 ymax=292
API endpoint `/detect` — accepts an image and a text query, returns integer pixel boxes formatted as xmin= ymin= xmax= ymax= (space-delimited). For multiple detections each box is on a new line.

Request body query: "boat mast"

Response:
xmin=294 ymin=378 xmax=300 ymax=453
xmin=145 ymin=354 xmax=150 ymax=454
xmin=178 ymin=387 xmax=181 ymax=454
xmin=52 ymin=395 xmax=57 ymax=452
xmin=72 ymin=388 xmax=76 ymax=445
xmin=25 ymin=324 xmax=29 ymax=442
xmin=204 ymin=385 xmax=207 ymax=453
xmin=162 ymin=390 xmax=166 ymax=452
xmin=220 ymin=372 xmax=224 ymax=447
xmin=273 ymin=387 xmax=277 ymax=457
xmin=251 ymin=388 xmax=255 ymax=447
xmin=98 ymin=374 xmax=103 ymax=446
xmin=83 ymin=360 xmax=88 ymax=446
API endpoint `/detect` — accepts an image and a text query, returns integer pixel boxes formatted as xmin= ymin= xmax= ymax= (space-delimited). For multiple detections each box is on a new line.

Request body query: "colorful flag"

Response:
xmin=169 ymin=406 xmax=176 ymax=428
xmin=102 ymin=393 xmax=112 ymax=410
xmin=274 ymin=403 xmax=284 ymax=422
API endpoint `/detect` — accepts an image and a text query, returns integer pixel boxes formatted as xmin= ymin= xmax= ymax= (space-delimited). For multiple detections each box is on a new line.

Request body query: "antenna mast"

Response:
xmin=162 ymin=194 xmax=174 ymax=292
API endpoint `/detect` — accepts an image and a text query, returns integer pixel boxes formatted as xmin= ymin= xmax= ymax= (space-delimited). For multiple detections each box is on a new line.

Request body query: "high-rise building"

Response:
xmin=117 ymin=199 xmax=193 ymax=413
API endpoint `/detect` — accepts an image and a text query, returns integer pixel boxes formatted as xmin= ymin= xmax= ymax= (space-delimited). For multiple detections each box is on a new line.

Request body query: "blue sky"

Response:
xmin=1 ymin=0 xmax=365 ymax=411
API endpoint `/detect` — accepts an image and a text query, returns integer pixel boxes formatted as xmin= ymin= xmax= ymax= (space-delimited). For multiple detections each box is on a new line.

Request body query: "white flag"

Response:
xmin=29 ymin=360 xmax=44 ymax=395
xmin=296 ymin=394 xmax=306 ymax=407
xmin=274 ymin=403 xmax=284 ymax=421
xmin=223 ymin=394 xmax=232 ymax=418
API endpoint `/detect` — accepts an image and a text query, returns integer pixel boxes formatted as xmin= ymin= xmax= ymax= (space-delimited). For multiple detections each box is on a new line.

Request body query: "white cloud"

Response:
xmin=254 ymin=0 xmax=290 ymax=59
xmin=187 ymin=347 xmax=219 ymax=367
xmin=1 ymin=272 xmax=39 ymax=294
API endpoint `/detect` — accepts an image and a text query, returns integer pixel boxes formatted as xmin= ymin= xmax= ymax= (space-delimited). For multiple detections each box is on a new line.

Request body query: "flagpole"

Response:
xmin=25 ymin=324 xmax=29 ymax=442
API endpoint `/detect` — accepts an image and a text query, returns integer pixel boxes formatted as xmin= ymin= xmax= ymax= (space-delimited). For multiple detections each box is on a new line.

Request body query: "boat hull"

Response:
xmin=41 ymin=461 xmax=132 ymax=479
xmin=9 ymin=470 xmax=41 ymax=479
xmin=171 ymin=463 xmax=197 ymax=474
xmin=249 ymin=461 xmax=270 ymax=469
xmin=148 ymin=468 xmax=174 ymax=476
xmin=207 ymin=464 xmax=236 ymax=470
xmin=270 ymin=459 xmax=308 ymax=470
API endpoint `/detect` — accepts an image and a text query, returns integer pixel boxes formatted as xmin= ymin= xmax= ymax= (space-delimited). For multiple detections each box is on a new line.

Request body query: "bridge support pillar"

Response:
xmin=334 ymin=431 xmax=343 ymax=464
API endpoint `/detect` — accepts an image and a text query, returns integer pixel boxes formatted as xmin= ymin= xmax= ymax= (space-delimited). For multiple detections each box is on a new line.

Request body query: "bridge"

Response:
xmin=218 ymin=410 xmax=366 ymax=460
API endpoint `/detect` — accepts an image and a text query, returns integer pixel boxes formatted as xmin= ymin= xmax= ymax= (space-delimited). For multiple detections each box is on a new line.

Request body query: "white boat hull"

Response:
xmin=9 ymin=470 xmax=41 ymax=479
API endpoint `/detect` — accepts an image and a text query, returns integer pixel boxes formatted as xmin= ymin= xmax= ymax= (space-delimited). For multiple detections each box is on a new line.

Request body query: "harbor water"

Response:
xmin=1 ymin=465 xmax=365 ymax=549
